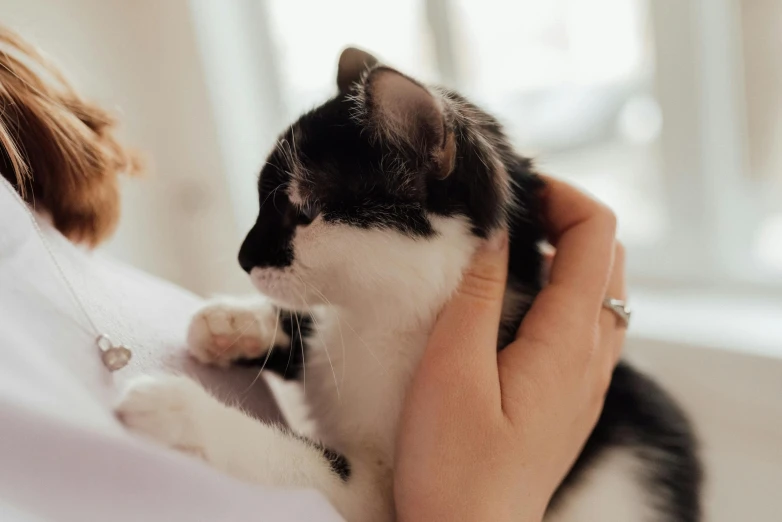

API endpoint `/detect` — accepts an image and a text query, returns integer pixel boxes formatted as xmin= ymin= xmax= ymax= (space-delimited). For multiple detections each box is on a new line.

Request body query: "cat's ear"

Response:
xmin=365 ymin=67 xmax=455 ymax=179
xmin=337 ymin=47 xmax=379 ymax=93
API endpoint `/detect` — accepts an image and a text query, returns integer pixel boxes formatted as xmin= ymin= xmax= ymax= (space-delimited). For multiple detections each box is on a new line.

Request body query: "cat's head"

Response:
xmin=238 ymin=48 xmax=528 ymax=318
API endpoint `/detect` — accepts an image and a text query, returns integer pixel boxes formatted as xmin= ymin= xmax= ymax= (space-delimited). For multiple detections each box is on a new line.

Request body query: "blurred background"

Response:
xmin=3 ymin=0 xmax=782 ymax=356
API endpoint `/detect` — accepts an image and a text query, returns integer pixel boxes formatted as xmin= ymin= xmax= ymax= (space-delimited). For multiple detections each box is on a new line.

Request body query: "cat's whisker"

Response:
xmin=278 ymin=138 xmax=298 ymax=176
xmin=299 ymin=278 xmax=387 ymax=375
xmin=294 ymin=276 xmax=341 ymax=401
xmin=289 ymin=130 xmax=310 ymax=182
xmin=242 ymin=307 xmax=282 ymax=395
xmin=282 ymin=315 xmax=296 ymax=378
xmin=317 ymin=295 xmax=385 ymax=374
xmin=294 ymin=278 xmax=348 ymax=385
xmin=342 ymin=319 xmax=387 ymax=375
xmin=269 ymin=181 xmax=289 ymax=215
xmin=212 ymin=316 xmax=263 ymax=359
xmin=290 ymin=129 xmax=299 ymax=159
xmin=293 ymin=305 xmax=306 ymax=394
xmin=274 ymin=139 xmax=292 ymax=179
xmin=302 ymin=278 xmax=349 ymax=386
xmin=259 ymin=181 xmax=287 ymax=212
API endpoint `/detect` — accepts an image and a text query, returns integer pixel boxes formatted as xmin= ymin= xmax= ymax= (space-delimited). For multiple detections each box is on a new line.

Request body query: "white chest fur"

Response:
xmin=299 ymin=309 xmax=431 ymax=463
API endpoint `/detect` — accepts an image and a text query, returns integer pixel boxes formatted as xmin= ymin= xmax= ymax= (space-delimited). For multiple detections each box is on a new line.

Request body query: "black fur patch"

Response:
xmin=288 ymin=101 xmax=437 ymax=237
xmin=290 ymin=433 xmax=351 ymax=482
xmin=321 ymin=446 xmax=352 ymax=481
xmin=549 ymin=363 xmax=702 ymax=521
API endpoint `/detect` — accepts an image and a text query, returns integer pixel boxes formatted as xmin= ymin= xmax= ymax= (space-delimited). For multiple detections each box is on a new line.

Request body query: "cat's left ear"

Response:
xmin=337 ymin=47 xmax=379 ymax=93
xmin=364 ymin=67 xmax=456 ymax=180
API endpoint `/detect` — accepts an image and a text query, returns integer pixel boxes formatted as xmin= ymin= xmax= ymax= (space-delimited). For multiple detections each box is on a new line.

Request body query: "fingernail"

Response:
xmin=485 ymin=230 xmax=508 ymax=251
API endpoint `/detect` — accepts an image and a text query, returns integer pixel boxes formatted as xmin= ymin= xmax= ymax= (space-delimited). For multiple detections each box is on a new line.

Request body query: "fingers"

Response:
xmin=419 ymin=231 xmax=509 ymax=394
xmin=536 ymin=176 xmax=616 ymax=329
xmin=540 ymin=244 xmax=554 ymax=282
xmin=513 ymin=178 xmax=616 ymax=350
xmin=580 ymin=242 xmax=627 ymax=430
xmin=597 ymin=242 xmax=627 ymax=383
xmin=535 ymin=241 xmax=626 ymax=375
xmin=498 ymin=179 xmax=619 ymax=418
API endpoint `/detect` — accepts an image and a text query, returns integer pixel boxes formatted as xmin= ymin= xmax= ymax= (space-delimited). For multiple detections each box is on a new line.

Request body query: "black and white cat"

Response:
xmin=117 ymin=48 xmax=702 ymax=521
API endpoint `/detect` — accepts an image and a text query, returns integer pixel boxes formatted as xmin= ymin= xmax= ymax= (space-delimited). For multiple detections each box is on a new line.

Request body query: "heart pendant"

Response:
xmin=96 ymin=334 xmax=133 ymax=372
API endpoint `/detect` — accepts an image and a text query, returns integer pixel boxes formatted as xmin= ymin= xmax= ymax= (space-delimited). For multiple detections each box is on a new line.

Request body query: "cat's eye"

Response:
xmin=297 ymin=202 xmax=321 ymax=226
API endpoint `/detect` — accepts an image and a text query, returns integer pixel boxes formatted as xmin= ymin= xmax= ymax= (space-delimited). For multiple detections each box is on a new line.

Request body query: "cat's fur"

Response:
xmin=118 ymin=48 xmax=701 ymax=521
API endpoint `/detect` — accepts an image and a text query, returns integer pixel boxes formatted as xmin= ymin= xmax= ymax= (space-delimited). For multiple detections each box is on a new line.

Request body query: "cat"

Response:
xmin=117 ymin=48 xmax=702 ymax=521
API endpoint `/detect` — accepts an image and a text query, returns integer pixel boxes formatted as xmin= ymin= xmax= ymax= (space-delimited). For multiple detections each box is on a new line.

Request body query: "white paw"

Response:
xmin=116 ymin=375 xmax=215 ymax=457
xmin=186 ymin=299 xmax=288 ymax=367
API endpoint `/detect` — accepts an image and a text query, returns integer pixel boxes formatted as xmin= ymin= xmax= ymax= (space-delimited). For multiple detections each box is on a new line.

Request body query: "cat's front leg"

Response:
xmin=116 ymin=375 xmax=391 ymax=521
xmin=187 ymin=297 xmax=290 ymax=368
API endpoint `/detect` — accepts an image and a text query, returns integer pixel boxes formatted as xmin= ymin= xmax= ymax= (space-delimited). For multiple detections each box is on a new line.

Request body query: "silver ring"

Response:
xmin=602 ymin=298 xmax=631 ymax=328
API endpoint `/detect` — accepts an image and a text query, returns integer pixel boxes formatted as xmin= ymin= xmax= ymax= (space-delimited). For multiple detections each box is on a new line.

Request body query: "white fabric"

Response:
xmin=0 ymin=183 xmax=342 ymax=522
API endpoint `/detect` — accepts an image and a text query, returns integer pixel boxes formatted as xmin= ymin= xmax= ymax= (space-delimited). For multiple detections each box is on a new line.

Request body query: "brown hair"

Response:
xmin=0 ymin=26 xmax=142 ymax=246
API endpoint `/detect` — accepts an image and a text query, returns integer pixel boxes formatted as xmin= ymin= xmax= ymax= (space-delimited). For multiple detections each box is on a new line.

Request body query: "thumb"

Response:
xmin=452 ymin=231 xmax=509 ymax=305
xmin=424 ymin=231 xmax=509 ymax=373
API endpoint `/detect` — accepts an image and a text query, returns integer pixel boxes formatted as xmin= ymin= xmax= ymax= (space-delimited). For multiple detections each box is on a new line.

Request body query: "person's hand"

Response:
xmin=394 ymin=177 xmax=626 ymax=522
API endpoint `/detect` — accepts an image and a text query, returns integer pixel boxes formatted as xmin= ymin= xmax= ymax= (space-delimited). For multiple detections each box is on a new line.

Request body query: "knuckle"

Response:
xmin=568 ymin=343 xmax=595 ymax=373
xmin=595 ymin=360 xmax=615 ymax=395
xmin=458 ymin=267 xmax=504 ymax=302
xmin=588 ymin=399 xmax=604 ymax=428
xmin=573 ymin=326 xmax=601 ymax=366
xmin=597 ymin=204 xmax=618 ymax=235
xmin=615 ymin=241 xmax=626 ymax=261
xmin=515 ymin=323 xmax=550 ymax=350
xmin=584 ymin=197 xmax=618 ymax=235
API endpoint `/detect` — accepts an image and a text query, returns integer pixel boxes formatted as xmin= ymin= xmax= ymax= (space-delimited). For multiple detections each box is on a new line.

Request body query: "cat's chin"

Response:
xmin=248 ymin=268 xmax=316 ymax=310
xmin=250 ymin=282 xmax=301 ymax=309
xmin=262 ymin=296 xmax=309 ymax=312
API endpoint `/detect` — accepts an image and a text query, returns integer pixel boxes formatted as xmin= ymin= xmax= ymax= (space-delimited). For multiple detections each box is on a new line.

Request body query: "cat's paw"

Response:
xmin=115 ymin=375 xmax=214 ymax=457
xmin=186 ymin=299 xmax=288 ymax=368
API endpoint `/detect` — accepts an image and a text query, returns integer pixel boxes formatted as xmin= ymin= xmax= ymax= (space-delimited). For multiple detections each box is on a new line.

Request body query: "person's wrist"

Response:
xmin=398 ymin=506 xmax=512 ymax=522
xmin=397 ymin=494 xmax=536 ymax=522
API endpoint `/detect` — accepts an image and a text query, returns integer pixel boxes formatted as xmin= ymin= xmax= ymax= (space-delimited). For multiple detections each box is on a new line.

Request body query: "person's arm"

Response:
xmin=394 ymin=177 xmax=626 ymax=522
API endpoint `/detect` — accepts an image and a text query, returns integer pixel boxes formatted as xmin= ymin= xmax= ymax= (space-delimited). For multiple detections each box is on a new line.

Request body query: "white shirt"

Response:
xmin=0 ymin=182 xmax=342 ymax=522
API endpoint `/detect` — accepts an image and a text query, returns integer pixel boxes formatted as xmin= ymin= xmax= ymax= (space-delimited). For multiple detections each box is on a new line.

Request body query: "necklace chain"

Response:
xmin=1 ymin=176 xmax=131 ymax=371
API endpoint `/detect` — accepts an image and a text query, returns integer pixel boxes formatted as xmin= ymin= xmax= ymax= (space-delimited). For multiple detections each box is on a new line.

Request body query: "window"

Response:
xmin=449 ymin=0 xmax=665 ymax=249
xmin=198 ymin=0 xmax=779 ymax=293
xmin=743 ymin=0 xmax=782 ymax=276
xmin=266 ymin=0 xmax=437 ymax=119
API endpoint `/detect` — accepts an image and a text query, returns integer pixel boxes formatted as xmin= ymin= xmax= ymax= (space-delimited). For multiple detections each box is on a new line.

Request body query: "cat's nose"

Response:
xmin=238 ymin=225 xmax=259 ymax=273
xmin=238 ymin=221 xmax=294 ymax=272
xmin=238 ymin=247 xmax=254 ymax=274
